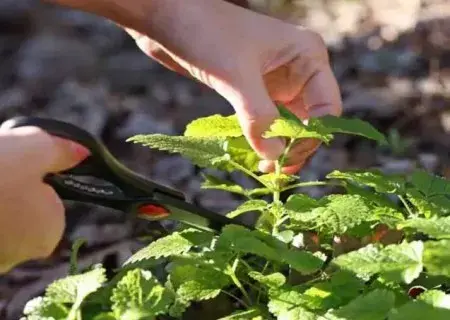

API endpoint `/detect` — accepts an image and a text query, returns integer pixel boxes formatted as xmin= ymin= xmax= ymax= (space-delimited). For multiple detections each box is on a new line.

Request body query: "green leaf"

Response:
xmin=259 ymin=173 xmax=298 ymax=191
xmin=398 ymin=217 xmax=450 ymax=239
xmin=265 ymin=106 xmax=387 ymax=144
xmin=268 ymin=286 xmax=318 ymax=320
xmin=344 ymin=183 xmax=398 ymax=209
xmin=45 ymin=267 xmax=107 ymax=304
xmin=302 ymin=271 xmax=365 ymax=311
xmin=317 ymin=116 xmax=387 ymax=145
xmin=218 ymin=308 xmax=263 ymax=320
xmin=410 ymin=170 xmax=450 ymax=197
xmin=289 ymin=195 xmax=377 ymax=236
xmin=226 ymin=200 xmax=268 ymax=218
xmin=285 ymin=194 xmax=321 ymax=213
xmin=333 ymin=241 xmax=424 ymax=284
xmin=170 ymin=264 xmax=230 ymax=301
xmin=224 ymin=137 xmax=260 ymax=172
xmin=248 ymin=271 xmax=286 ymax=288
xmin=418 ymin=290 xmax=450 ymax=309
xmin=264 ymin=117 xmax=333 ymax=143
xmin=324 ymin=289 xmax=396 ymax=320
xmin=201 ymin=174 xmax=271 ymax=197
xmin=125 ymin=229 xmax=212 ymax=264
xmin=216 ymin=225 xmax=323 ymax=274
xmin=23 ymin=296 xmax=68 ymax=320
xmin=111 ymin=269 xmax=173 ymax=319
xmin=201 ymin=174 xmax=247 ymax=195
xmin=327 ymin=169 xmax=404 ymax=193
xmin=128 ymin=134 xmax=228 ymax=168
xmin=184 ymin=114 xmax=243 ymax=138
xmin=388 ymin=300 xmax=450 ymax=320
xmin=423 ymin=240 xmax=450 ymax=277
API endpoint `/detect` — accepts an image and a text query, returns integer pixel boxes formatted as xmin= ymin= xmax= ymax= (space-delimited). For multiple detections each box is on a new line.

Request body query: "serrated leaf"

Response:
xmin=268 ymin=287 xmax=318 ymax=320
xmin=125 ymin=229 xmax=212 ymax=265
xmin=266 ymin=106 xmax=386 ymax=144
xmin=111 ymin=269 xmax=173 ymax=319
xmin=128 ymin=134 xmax=227 ymax=168
xmin=23 ymin=296 xmax=68 ymax=320
xmin=201 ymin=174 xmax=247 ymax=196
xmin=224 ymin=137 xmax=260 ymax=172
xmin=45 ymin=267 xmax=107 ymax=304
xmin=259 ymin=173 xmax=298 ymax=191
xmin=333 ymin=241 xmax=424 ymax=284
xmin=411 ymin=170 xmax=450 ymax=197
xmin=218 ymin=308 xmax=263 ymax=320
xmin=264 ymin=117 xmax=333 ymax=143
xmin=327 ymin=169 xmax=404 ymax=193
xmin=285 ymin=194 xmax=321 ymax=215
xmin=302 ymin=271 xmax=365 ymax=312
xmin=289 ymin=195 xmax=376 ymax=236
xmin=418 ymin=290 xmax=450 ymax=309
xmin=184 ymin=114 xmax=242 ymax=138
xmin=398 ymin=217 xmax=450 ymax=239
xmin=317 ymin=116 xmax=387 ymax=144
xmin=170 ymin=264 xmax=230 ymax=301
xmin=423 ymin=240 xmax=450 ymax=277
xmin=248 ymin=271 xmax=286 ymax=288
xmin=406 ymin=190 xmax=442 ymax=218
xmin=216 ymin=225 xmax=323 ymax=274
xmin=344 ymin=183 xmax=399 ymax=209
xmin=324 ymin=289 xmax=395 ymax=320
xmin=388 ymin=300 xmax=450 ymax=320
xmin=226 ymin=200 xmax=268 ymax=218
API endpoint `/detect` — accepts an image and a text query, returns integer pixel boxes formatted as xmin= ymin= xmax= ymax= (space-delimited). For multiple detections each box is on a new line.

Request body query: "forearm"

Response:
xmin=42 ymin=0 xmax=249 ymax=37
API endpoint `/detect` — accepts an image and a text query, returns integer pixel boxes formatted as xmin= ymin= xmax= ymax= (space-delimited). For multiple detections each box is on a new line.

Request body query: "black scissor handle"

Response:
xmin=3 ymin=117 xmax=184 ymax=201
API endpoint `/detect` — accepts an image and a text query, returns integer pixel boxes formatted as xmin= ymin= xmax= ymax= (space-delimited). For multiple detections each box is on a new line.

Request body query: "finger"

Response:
xmin=226 ymin=75 xmax=285 ymax=161
xmin=302 ymin=65 xmax=342 ymax=117
xmin=2 ymin=126 xmax=90 ymax=175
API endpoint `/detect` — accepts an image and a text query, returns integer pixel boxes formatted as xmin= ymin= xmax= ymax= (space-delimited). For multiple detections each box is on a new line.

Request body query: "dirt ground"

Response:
xmin=0 ymin=0 xmax=448 ymax=318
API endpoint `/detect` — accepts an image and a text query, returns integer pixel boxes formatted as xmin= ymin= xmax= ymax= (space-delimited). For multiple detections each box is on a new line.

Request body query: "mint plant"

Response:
xmin=22 ymin=106 xmax=450 ymax=320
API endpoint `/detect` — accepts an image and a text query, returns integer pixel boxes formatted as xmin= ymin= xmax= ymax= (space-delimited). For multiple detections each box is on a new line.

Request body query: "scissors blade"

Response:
xmin=150 ymin=192 xmax=254 ymax=232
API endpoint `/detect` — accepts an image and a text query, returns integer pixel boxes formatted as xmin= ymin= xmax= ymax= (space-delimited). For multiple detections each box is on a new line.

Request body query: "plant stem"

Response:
xmin=229 ymin=257 xmax=252 ymax=306
xmin=273 ymin=161 xmax=282 ymax=203
xmin=221 ymin=290 xmax=250 ymax=309
xmin=399 ymin=195 xmax=414 ymax=217
xmin=281 ymin=181 xmax=340 ymax=192
xmin=256 ymin=261 xmax=270 ymax=304
xmin=230 ymin=160 xmax=269 ymax=188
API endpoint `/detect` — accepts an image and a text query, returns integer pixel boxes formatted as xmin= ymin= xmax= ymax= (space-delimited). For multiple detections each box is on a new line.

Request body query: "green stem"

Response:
xmin=230 ymin=160 xmax=269 ymax=188
xmin=221 ymin=290 xmax=250 ymax=309
xmin=273 ymin=161 xmax=282 ymax=203
xmin=281 ymin=181 xmax=340 ymax=192
xmin=229 ymin=258 xmax=252 ymax=306
xmin=399 ymin=195 xmax=414 ymax=217
xmin=256 ymin=261 xmax=270 ymax=304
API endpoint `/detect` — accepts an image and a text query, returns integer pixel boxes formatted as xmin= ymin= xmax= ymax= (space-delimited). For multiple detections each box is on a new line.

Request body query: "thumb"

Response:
xmin=2 ymin=126 xmax=90 ymax=175
xmin=219 ymin=76 xmax=285 ymax=161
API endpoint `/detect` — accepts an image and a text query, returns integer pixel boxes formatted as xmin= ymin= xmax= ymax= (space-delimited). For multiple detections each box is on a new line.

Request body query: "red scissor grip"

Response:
xmin=137 ymin=204 xmax=170 ymax=220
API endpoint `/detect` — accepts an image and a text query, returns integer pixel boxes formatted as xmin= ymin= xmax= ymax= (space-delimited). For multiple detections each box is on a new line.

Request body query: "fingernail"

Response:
xmin=53 ymin=137 xmax=90 ymax=162
xmin=258 ymin=160 xmax=274 ymax=173
xmin=70 ymin=142 xmax=90 ymax=161
xmin=260 ymin=137 xmax=285 ymax=160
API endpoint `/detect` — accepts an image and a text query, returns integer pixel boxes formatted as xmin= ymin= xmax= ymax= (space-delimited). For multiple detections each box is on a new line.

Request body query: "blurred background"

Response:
xmin=0 ymin=0 xmax=448 ymax=318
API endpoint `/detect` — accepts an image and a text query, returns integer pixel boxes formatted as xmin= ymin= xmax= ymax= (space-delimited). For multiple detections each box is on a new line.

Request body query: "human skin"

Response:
xmin=0 ymin=0 xmax=341 ymax=272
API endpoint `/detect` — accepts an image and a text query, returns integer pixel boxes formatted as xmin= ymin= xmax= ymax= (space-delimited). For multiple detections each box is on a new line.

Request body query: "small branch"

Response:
xmin=229 ymin=160 xmax=269 ymax=188
xmin=399 ymin=195 xmax=414 ymax=217
xmin=221 ymin=290 xmax=250 ymax=309
xmin=228 ymin=257 xmax=253 ymax=306
xmin=281 ymin=181 xmax=340 ymax=192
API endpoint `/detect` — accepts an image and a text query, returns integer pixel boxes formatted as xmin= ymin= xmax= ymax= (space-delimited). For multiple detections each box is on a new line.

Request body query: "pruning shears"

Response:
xmin=4 ymin=116 xmax=253 ymax=232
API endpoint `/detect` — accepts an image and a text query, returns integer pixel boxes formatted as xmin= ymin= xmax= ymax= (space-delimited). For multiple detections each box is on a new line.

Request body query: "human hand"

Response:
xmin=124 ymin=0 xmax=342 ymax=173
xmin=0 ymin=124 xmax=89 ymax=273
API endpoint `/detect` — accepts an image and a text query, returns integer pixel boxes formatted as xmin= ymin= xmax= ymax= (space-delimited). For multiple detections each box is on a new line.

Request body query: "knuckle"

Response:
xmin=300 ymin=29 xmax=329 ymax=61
